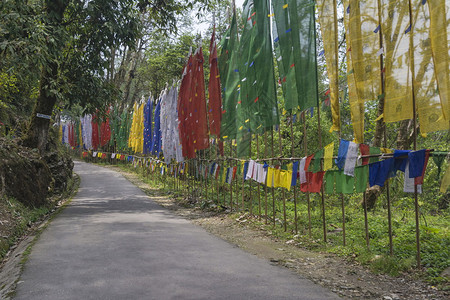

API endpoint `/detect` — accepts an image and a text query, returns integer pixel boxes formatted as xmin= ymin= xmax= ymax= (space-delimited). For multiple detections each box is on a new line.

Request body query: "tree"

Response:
xmin=0 ymin=0 xmax=211 ymax=152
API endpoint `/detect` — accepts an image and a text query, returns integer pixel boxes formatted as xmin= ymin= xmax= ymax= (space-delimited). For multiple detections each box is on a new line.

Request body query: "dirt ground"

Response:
xmin=117 ymin=167 xmax=448 ymax=300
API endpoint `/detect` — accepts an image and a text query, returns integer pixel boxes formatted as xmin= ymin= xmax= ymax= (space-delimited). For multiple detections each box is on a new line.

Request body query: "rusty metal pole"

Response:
xmin=256 ymin=134 xmax=261 ymax=219
xmin=290 ymin=115 xmax=298 ymax=234
xmin=278 ymin=125 xmax=287 ymax=232
xmin=234 ymin=142 xmax=239 ymax=212
xmin=229 ymin=142 xmax=233 ymax=211
xmin=302 ymin=113 xmax=312 ymax=237
xmin=271 ymin=128 xmax=276 ymax=226
xmin=264 ymin=131 xmax=269 ymax=224
xmin=408 ymin=0 xmax=420 ymax=268
xmin=249 ymin=134 xmax=253 ymax=216
xmin=377 ymin=0 xmax=392 ymax=256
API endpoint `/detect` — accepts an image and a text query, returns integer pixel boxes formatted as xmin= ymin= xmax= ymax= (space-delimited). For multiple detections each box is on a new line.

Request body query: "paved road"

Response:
xmin=14 ymin=161 xmax=339 ymax=300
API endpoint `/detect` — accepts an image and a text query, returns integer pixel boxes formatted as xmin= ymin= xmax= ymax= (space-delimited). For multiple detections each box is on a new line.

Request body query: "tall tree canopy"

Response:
xmin=0 ymin=0 xmax=210 ymax=151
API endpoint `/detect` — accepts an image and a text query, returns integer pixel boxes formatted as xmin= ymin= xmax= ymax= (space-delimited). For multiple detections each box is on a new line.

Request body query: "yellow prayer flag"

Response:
xmin=414 ymin=1 xmax=448 ymax=133
xmin=280 ymin=170 xmax=292 ymax=191
xmin=266 ymin=167 xmax=274 ymax=187
xmin=440 ymin=164 xmax=450 ymax=193
xmin=380 ymin=0 xmax=413 ymax=123
xmin=317 ymin=0 xmax=340 ymax=133
xmin=380 ymin=148 xmax=393 ymax=154
xmin=324 ymin=142 xmax=334 ymax=171
xmin=273 ymin=168 xmax=281 ymax=188
xmin=428 ymin=0 xmax=450 ymax=125
xmin=343 ymin=0 xmax=364 ymax=143
xmin=348 ymin=0 xmax=381 ymax=103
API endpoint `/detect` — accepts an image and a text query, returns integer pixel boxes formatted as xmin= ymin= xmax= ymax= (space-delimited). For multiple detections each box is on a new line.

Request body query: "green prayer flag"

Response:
xmin=75 ymin=119 xmax=81 ymax=147
xmin=219 ymin=12 xmax=239 ymax=140
xmin=432 ymin=152 xmax=447 ymax=180
xmin=324 ymin=170 xmax=336 ymax=194
xmin=272 ymin=0 xmax=319 ymax=111
xmin=355 ymin=165 xmax=369 ymax=193
xmin=224 ymin=0 xmax=280 ymax=158
xmin=310 ymin=149 xmax=324 ymax=173
xmin=335 ymin=171 xmax=354 ymax=194
xmin=369 ymin=147 xmax=381 ymax=163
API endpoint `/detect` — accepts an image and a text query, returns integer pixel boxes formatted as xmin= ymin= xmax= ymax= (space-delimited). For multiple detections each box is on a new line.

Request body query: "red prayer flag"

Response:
xmin=359 ymin=144 xmax=370 ymax=165
xmin=177 ymin=55 xmax=196 ymax=159
xmin=91 ymin=115 xmax=100 ymax=150
xmin=191 ymin=47 xmax=210 ymax=151
xmin=208 ymin=28 xmax=222 ymax=137
xmin=304 ymin=154 xmax=314 ymax=171
xmin=414 ymin=150 xmax=430 ymax=185
xmin=300 ymin=172 xmax=325 ymax=193
xmin=100 ymin=110 xmax=111 ymax=147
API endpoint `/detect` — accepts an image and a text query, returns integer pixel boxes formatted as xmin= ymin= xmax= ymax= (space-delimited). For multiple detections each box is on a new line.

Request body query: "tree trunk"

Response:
xmin=396 ymin=119 xmax=413 ymax=150
xmin=22 ymin=0 xmax=69 ymax=152
xmin=23 ymin=64 xmax=59 ymax=152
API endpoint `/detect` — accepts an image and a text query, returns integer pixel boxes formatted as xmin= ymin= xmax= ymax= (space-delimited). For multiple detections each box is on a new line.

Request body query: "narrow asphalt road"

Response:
xmin=14 ymin=161 xmax=339 ymax=300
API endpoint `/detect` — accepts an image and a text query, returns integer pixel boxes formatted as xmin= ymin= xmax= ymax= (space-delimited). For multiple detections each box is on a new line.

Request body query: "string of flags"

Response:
xmin=80 ymin=137 xmax=450 ymax=194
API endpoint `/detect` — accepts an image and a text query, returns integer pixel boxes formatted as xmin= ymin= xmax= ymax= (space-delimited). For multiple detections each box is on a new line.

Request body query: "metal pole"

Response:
xmin=217 ymin=143 xmax=220 ymax=205
xmin=290 ymin=114 xmax=298 ymax=234
xmin=234 ymin=141 xmax=239 ymax=211
xmin=313 ymin=3 xmax=326 ymax=243
xmin=408 ymin=0 xmax=420 ymax=268
xmin=278 ymin=125 xmax=287 ymax=231
xmin=377 ymin=0 xmax=392 ymax=256
xmin=230 ymin=142 xmax=233 ymax=211
xmin=256 ymin=134 xmax=261 ymax=219
xmin=341 ymin=194 xmax=346 ymax=246
xmin=271 ymin=128 xmax=276 ymax=226
xmin=363 ymin=192 xmax=370 ymax=249
xmin=249 ymin=135 xmax=253 ymax=216
xmin=302 ymin=112 xmax=312 ymax=237
xmin=264 ymin=131 xmax=269 ymax=224
xmin=205 ymin=152 xmax=208 ymax=202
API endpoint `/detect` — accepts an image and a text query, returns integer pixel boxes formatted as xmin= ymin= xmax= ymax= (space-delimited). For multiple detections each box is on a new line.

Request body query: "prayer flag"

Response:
xmin=324 ymin=170 xmax=336 ymax=194
xmin=336 ymin=139 xmax=350 ymax=170
xmin=301 ymin=172 xmax=325 ymax=193
xmin=317 ymin=0 xmax=340 ymax=131
xmin=323 ymin=142 xmax=334 ymax=171
xmin=208 ymin=27 xmax=222 ymax=137
xmin=344 ymin=141 xmax=358 ymax=176
xmin=272 ymin=0 xmax=319 ymax=111
xmin=440 ymin=164 xmax=450 ymax=193
xmin=355 ymin=165 xmax=369 ymax=193
xmin=404 ymin=162 xmax=422 ymax=193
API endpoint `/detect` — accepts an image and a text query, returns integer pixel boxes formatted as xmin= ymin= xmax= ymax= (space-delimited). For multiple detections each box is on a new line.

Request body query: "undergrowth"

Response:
xmin=0 ymin=173 xmax=79 ymax=263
